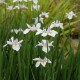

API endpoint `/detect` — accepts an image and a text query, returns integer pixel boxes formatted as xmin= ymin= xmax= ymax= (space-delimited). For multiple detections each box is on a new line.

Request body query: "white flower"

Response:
xmin=13 ymin=0 xmax=31 ymax=2
xmin=36 ymin=39 xmax=53 ymax=53
xmin=0 ymin=0 xmax=6 ymax=4
xmin=0 ymin=0 xmax=4 ymax=3
xmin=66 ymin=11 xmax=76 ymax=20
xmin=13 ymin=5 xmax=28 ymax=10
xmin=24 ymin=0 xmax=32 ymax=2
xmin=50 ymin=20 xmax=63 ymax=29
xmin=33 ymin=17 xmax=44 ymax=24
xmin=33 ymin=12 xmax=49 ymax=24
xmin=13 ymin=6 xmax=20 ymax=10
xmin=3 ymin=37 xmax=23 ymax=51
xmin=33 ymin=57 xmax=51 ymax=67
xmin=7 ymin=6 xmax=13 ymax=10
xmin=36 ymin=27 xmax=58 ymax=37
xmin=39 ymin=12 xmax=49 ymax=18
xmin=33 ymin=0 xmax=38 ymax=4
xmin=39 ymin=17 xmax=44 ymax=23
xmin=13 ymin=0 xmax=22 ymax=2
xmin=42 ymin=28 xmax=58 ymax=37
xmin=19 ymin=5 xmax=28 ymax=9
xmin=11 ymin=28 xmax=23 ymax=34
xmin=31 ymin=4 xmax=40 ymax=11
xmin=23 ymin=23 xmax=41 ymax=34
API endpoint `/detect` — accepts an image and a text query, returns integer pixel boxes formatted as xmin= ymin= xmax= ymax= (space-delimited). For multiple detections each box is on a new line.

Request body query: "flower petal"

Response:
xmin=42 ymin=46 xmax=47 ymax=53
xmin=35 ymin=42 xmax=42 ymax=47
xmin=12 ymin=45 xmax=20 ymax=51
xmin=3 ymin=44 xmax=8 ymax=47
xmin=50 ymin=24 xmax=55 ymax=29
xmin=7 ymin=41 xmax=12 ymax=45
xmin=48 ymin=30 xmax=58 ymax=37
xmin=36 ymin=23 xmax=41 ymax=28
xmin=23 ymin=29 xmax=30 ymax=34
xmin=11 ymin=37 xmax=14 ymax=42
xmin=47 ymin=59 xmax=52 ymax=63
xmin=41 ymin=33 xmax=47 ymax=37
xmin=35 ymin=61 xmax=40 ymax=67
xmin=33 ymin=58 xmax=39 ymax=61
xmin=48 ymin=41 xmax=53 ymax=46
xmin=41 ymin=62 xmax=46 ymax=67
xmin=33 ymin=0 xmax=38 ymax=4
xmin=18 ymin=40 xmax=23 ymax=44
xmin=27 ymin=24 xmax=31 ymax=28
xmin=36 ymin=29 xmax=42 ymax=35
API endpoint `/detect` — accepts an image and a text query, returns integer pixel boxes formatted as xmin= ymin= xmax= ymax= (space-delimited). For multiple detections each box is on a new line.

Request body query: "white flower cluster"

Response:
xmin=22 ymin=12 xmax=65 ymax=67
xmin=7 ymin=0 xmax=40 ymax=11
xmin=4 ymin=0 xmax=76 ymax=68
xmin=33 ymin=12 xmax=49 ymax=24
xmin=8 ymin=0 xmax=28 ymax=10
xmin=11 ymin=28 xmax=23 ymax=34
xmin=0 ymin=0 xmax=6 ymax=4
xmin=13 ymin=0 xmax=31 ymax=3
xmin=7 ymin=5 xmax=28 ymax=10
xmin=31 ymin=0 xmax=40 ymax=11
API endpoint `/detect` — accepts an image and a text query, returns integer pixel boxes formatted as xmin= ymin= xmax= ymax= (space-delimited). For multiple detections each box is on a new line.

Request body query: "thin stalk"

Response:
xmin=18 ymin=52 xmax=23 ymax=80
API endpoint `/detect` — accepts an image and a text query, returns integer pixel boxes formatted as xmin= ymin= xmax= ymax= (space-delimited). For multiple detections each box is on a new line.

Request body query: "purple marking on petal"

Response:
xmin=55 ymin=20 xmax=59 ymax=24
xmin=30 ymin=25 xmax=37 ymax=31
xmin=47 ymin=27 xmax=51 ymax=32
xmin=42 ymin=40 xmax=47 ymax=46
xmin=13 ymin=39 xmax=18 ymax=44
